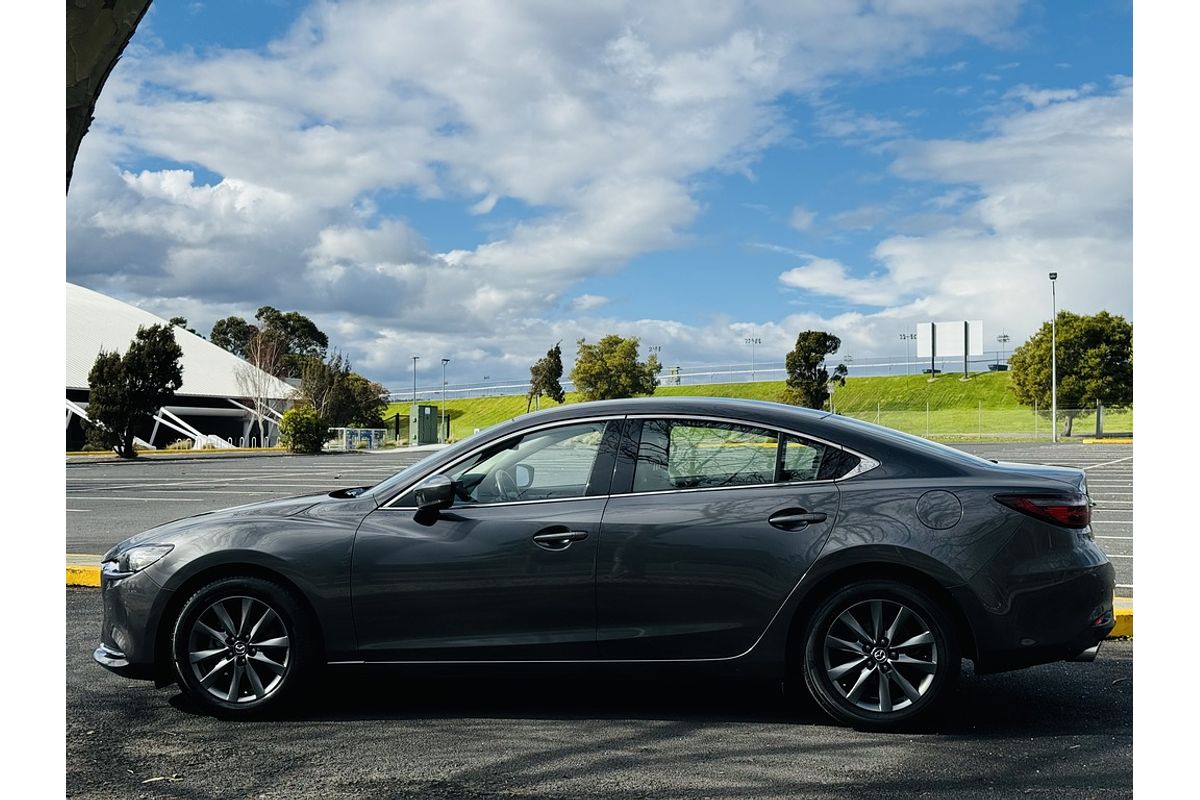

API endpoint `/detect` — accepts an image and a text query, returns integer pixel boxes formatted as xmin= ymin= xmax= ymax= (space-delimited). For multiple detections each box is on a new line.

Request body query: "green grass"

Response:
xmin=384 ymin=372 xmax=1131 ymax=442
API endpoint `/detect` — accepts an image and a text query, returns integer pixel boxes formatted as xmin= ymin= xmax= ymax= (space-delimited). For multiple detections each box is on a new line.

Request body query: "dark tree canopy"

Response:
xmin=210 ymin=316 xmax=256 ymax=359
xmin=299 ymin=352 xmax=388 ymax=429
xmin=85 ymin=324 xmax=183 ymax=458
xmin=168 ymin=316 xmax=199 ymax=337
xmin=527 ymin=341 xmax=566 ymax=412
xmin=570 ymin=335 xmax=661 ymax=402
xmin=1008 ymin=310 xmax=1133 ymax=437
xmin=210 ymin=307 xmax=328 ymax=376
xmin=784 ymin=331 xmax=847 ymax=410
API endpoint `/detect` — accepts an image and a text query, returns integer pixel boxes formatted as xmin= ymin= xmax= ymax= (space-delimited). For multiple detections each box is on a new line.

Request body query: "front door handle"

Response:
xmin=532 ymin=530 xmax=589 ymax=551
xmin=768 ymin=509 xmax=828 ymax=531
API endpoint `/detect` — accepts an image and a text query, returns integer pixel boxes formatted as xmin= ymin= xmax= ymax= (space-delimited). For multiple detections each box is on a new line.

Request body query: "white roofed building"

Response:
xmin=66 ymin=283 xmax=296 ymax=450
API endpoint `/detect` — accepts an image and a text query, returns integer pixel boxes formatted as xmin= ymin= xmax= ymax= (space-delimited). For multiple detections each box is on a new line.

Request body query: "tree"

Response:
xmin=210 ymin=316 xmax=256 ymax=359
xmin=527 ymin=341 xmax=566 ymax=412
xmin=84 ymin=324 xmax=183 ymax=458
xmin=168 ymin=316 xmax=200 ymax=337
xmin=570 ymin=335 xmax=661 ymax=402
xmin=1009 ymin=311 xmax=1133 ymax=437
xmin=299 ymin=351 xmax=352 ymax=426
xmin=784 ymin=331 xmax=847 ymax=409
xmin=279 ymin=405 xmax=329 ymax=454
xmin=343 ymin=372 xmax=390 ymax=428
xmin=235 ymin=329 xmax=289 ymax=445
xmin=209 ymin=308 xmax=329 ymax=377
xmin=67 ymin=0 xmax=153 ymax=192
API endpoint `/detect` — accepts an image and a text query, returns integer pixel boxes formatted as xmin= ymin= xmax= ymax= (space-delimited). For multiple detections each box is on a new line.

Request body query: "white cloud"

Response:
xmin=572 ymin=294 xmax=610 ymax=311
xmin=67 ymin=0 xmax=1034 ymax=385
xmin=789 ymin=206 xmax=816 ymax=231
xmin=780 ymin=258 xmax=901 ymax=307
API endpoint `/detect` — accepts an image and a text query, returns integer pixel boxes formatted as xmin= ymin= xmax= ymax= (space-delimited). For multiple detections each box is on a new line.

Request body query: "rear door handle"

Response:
xmin=768 ymin=509 xmax=828 ymax=531
xmin=532 ymin=530 xmax=589 ymax=550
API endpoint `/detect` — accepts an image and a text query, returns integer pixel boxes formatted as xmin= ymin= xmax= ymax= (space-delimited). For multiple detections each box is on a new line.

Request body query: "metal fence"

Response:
xmin=832 ymin=405 xmax=1131 ymax=441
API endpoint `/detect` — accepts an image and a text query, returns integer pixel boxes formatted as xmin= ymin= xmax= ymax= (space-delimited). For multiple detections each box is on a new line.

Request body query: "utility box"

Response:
xmin=410 ymin=404 xmax=439 ymax=445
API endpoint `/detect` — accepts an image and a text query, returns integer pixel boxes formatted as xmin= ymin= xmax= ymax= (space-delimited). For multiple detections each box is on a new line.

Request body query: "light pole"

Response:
xmin=744 ymin=338 xmax=761 ymax=381
xmin=1049 ymin=272 xmax=1058 ymax=443
xmin=899 ymin=333 xmax=916 ymax=375
xmin=440 ymin=358 xmax=450 ymax=442
xmin=996 ymin=333 xmax=1010 ymax=368
xmin=411 ymin=355 xmax=419 ymax=403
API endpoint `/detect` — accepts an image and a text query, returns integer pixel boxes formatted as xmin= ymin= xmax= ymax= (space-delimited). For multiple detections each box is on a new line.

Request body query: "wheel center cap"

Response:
xmin=233 ymin=641 xmax=247 ymax=655
xmin=871 ymin=647 xmax=888 ymax=662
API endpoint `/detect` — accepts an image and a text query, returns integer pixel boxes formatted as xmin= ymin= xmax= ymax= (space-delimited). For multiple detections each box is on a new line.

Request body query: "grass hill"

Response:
xmin=382 ymin=371 xmax=1129 ymax=442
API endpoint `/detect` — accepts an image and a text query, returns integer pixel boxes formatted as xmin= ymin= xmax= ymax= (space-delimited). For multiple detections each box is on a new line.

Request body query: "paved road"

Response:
xmin=66 ymin=588 xmax=1131 ymax=799
xmin=66 ymin=442 xmax=1134 ymax=593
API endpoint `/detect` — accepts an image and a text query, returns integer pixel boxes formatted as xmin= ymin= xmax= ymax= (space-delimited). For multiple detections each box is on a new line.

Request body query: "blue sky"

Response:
xmin=66 ymin=1 xmax=1131 ymax=389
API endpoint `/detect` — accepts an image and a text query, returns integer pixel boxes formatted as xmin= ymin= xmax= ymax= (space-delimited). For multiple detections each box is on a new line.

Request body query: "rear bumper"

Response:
xmin=955 ymin=555 xmax=1116 ymax=675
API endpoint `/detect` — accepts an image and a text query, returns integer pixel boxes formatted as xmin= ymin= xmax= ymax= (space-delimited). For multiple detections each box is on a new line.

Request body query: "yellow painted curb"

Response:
xmin=67 ymin=565 xmax=101 ymax=587
xmin=1081 ymin=438 xmax=1133 ymax=444
xmin=1109 ymin=605 xmax=1132 ymax=638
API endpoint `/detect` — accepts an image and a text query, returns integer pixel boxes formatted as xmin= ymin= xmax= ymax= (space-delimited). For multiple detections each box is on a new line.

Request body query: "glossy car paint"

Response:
xmin=95 ymin=397 xmax=1115 ymax=690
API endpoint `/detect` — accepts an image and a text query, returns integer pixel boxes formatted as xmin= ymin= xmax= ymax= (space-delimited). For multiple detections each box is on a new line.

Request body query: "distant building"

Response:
xmin=66 ymin=283 xmax=296 ymax=451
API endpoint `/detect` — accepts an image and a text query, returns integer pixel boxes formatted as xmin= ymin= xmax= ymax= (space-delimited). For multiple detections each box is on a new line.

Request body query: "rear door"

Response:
xmin=596 ymin=417 xmax=845 ymax=660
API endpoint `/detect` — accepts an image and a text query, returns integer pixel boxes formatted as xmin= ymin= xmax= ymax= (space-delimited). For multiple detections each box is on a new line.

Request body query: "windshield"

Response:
xmin=823 ymin=414 xmax=994 ymax=468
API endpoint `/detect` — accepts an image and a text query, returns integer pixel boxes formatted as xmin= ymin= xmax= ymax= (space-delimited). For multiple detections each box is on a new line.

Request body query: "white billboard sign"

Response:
xmin=916 ymin=321 xmax=983 ymax=358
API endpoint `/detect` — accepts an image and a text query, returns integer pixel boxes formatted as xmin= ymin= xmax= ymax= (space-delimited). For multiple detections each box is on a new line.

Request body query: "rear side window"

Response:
xmin=631 ymin=420 xmax=863 ymax=493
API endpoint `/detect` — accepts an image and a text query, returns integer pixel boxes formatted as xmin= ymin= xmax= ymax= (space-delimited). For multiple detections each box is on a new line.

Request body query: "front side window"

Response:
xmin=445 ymin=421 xmax=609 ymax=504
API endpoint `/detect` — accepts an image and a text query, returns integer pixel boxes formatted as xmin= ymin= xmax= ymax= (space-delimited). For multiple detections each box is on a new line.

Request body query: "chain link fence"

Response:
xmin=832 ymin=405 xmax=1132 ymax=441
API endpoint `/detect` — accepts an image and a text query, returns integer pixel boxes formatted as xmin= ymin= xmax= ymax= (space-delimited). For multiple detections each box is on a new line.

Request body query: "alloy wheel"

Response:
xmin=186 ymin=595 xmax=291 ymax=704
xmin=822 ymin=598 xmax=939 ymax=714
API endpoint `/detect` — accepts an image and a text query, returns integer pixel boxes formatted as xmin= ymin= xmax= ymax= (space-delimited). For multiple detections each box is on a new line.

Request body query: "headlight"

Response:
xmin=116 ymin=544 xmax=174 ymax=573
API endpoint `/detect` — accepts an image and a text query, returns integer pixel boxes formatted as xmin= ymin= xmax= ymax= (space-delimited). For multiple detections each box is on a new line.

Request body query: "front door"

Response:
xmin=352 ymin=419 xmax=620 ymax=661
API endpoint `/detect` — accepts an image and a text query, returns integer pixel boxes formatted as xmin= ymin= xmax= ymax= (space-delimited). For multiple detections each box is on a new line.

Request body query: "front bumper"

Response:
xmin=94 ymin=563 xmax=172 ymax=682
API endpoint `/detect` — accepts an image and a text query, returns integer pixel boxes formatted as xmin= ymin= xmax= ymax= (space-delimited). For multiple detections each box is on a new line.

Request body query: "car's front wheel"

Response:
xmin=801 ymin=580 xmax=960 ymax=730
xmin=171 ymin=576 xmax=314 ymax=717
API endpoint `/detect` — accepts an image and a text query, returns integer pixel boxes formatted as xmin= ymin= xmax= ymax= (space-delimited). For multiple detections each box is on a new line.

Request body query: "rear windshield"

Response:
xmin=822 ymin=415 xmax=993 ymax=468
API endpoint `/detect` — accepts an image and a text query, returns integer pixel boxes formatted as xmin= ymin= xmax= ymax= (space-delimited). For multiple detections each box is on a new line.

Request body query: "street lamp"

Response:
xmin=1049 ymin=272 xmax=1058 ymax=443
xmin=744 ymin=338 xmax=762 ymax=382
xmin=996 ymin=333 xmax=1010 ymax=368
xmin=899 ymin=332 xmax=917 ymax=375
xmin=439 ymin=359 xmax=450 ymax=442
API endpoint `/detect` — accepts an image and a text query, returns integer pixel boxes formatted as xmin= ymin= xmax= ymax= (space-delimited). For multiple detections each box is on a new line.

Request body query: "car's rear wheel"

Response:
xmin=171 ymin=576 xmax=314 ymax=717
xmin=802 ymin=580 xmax=959 ymax=730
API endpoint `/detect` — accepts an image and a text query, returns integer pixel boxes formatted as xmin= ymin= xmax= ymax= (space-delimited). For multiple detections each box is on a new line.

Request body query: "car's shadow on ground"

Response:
xmin=166 ymin=657 xmax=1132 ymax=739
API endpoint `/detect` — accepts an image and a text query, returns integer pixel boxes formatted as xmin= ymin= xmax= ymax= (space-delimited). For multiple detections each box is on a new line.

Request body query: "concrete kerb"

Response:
xmin=61 ymin=560 xmax=1133 ymax=639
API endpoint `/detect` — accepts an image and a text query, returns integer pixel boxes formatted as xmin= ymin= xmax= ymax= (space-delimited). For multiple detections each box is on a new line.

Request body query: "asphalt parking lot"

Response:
xmin=66 ymin=442 xmax=1134 ymax=594
xmin=66 ymin=587 xmax=1131 ymax=799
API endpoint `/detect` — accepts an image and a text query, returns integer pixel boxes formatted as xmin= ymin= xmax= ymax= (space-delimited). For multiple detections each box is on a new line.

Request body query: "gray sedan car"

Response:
xmin=95 ymin=397 xmax=1115 ymax=728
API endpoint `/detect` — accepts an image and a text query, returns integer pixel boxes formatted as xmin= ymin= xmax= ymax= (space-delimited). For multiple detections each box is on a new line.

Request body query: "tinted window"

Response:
xmin=781 ymin=435 xmax=861 ymax=481
xmin=633 ymin=420 xmax=779 ymax=492
xmin=447 ymin=421 xmax=609 ymax=504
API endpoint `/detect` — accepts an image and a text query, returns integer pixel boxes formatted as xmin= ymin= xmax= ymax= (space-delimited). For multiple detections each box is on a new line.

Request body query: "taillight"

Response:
xmin=994 ymin=493 xmax=1091 ymax=529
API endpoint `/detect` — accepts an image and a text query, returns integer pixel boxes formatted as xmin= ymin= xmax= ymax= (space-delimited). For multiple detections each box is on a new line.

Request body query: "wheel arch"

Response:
xmin=152 ymin=562 xmax=327 ymax=686
xmin=783 ymin=559 xmax=979 ymax=672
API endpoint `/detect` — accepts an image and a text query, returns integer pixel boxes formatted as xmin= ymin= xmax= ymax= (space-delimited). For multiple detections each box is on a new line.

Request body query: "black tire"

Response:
xmin=171 ymin=576 xmax=315 ymax=717
xmin=801 ymin=580 xmax=960 ymax=730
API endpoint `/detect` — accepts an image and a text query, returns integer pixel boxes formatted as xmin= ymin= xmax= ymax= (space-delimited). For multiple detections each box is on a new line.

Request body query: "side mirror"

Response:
xmin=413 ymin=474 xmax=455 ymax=511
xmin=514 ymin=463 xmax=535 ymax=490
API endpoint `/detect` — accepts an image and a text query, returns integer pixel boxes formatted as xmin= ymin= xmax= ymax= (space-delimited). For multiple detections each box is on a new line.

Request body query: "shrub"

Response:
xmin=280 ymin=405 xmax=331 ymax=454
xmin=166 ymin=438 xmax=193 ymax=451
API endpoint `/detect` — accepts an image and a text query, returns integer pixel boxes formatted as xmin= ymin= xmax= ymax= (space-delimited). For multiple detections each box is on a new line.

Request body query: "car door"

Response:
xmin=596 ymin=417 xmax=845 ymax=660
xmin=351 ymin=419 xmax=621 ymax=661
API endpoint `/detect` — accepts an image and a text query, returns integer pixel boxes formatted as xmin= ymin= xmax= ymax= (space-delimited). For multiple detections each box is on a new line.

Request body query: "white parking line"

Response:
xmin=1096 ymin=535 xmax=1133 ymax=540
xmin=70 ymin=496 xmax=206 ymax=502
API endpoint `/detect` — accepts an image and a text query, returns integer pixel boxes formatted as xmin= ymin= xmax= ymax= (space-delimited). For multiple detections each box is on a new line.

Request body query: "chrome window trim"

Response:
xmin=378 ymin=410 xmax=880 ymax=511
xmin=378 ymin=415 xmax=626 ymax=510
